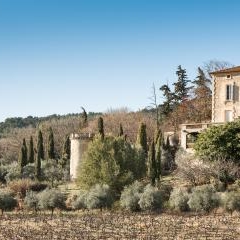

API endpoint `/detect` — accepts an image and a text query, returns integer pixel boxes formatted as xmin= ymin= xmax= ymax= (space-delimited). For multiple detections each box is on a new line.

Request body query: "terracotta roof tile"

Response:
xmin=210 ymin=66 xmax=240 ymax=74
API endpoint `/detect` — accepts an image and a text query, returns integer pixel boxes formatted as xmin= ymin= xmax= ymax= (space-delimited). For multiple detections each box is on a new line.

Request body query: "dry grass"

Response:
xmin=0 ymin=211 xmax=239 ymax=239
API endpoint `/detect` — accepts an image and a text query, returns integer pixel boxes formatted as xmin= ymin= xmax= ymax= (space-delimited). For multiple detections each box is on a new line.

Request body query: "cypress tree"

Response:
xmin=47 ymin=127 xmax=55 ymax=159
xmin=60 ymin=135 xmax=71 ymax=168
xmin=18 ymin=138 xmax=28 ymax=174
xmin=155 ymin=130 xmax=162 ymax=181
xmin=119 ymin=123 xmax=124 ymax=137
xmin=98 ymin=117 xmax=104 ymax=140
xmin=136 ymin=122 xmax=148 ymax=155
xmin=28 ymin=136 xmax=34 ymax=163
xmin=80 ymin=107 xmax=88 ymax=130
xmin=35 ymin=130 xmax=44 ymax=179
xmin=62 ymin=135 xmax=71 ymax=160
xmin=148 ymin=139 xmax=157 ymax=186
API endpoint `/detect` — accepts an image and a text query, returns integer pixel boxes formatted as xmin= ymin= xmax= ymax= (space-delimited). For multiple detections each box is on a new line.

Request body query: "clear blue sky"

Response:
xmin=0 ymin=0 xmax=239 ymax=122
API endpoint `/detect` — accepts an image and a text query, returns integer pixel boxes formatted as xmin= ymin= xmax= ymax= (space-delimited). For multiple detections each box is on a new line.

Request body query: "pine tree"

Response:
xmin=28 ymin=136 xmax=34 ymax=163
xmin=148 ymin=139 xmax=157 ymax=186
xmin=119 ymin=123 xmax=124 ymax=137
xmin=192 ymin=67 xmax=212 ymax=122
xmin=136 ymin=122 xmax=148 ymax=155
xmin=159 ymin=84 xmax=174 ymax=117
xmin=18 ymin=138 xmax=28 ymax=174
xmin=47 ymin=127 xmax=55 ymax=159
xmin=98 ymin=117 xmax=104 ymax=140
xmin=173 ymin=65 xmax=192 ymax=104
xmin=35 ymin=130 xmax=44 ymax=179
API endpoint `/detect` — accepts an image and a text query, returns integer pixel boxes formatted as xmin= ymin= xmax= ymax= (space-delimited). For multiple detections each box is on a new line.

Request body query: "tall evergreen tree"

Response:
xmin=155 ymin=130 xmax=162 ymax=181
xmin=47 ymin=127 xmax=55 ymax=159
xmin=173 ymin=65 xmax=191 ymax=103
xmin=18 ymin=138 xmax=28 ymax=174
xmin=192 ymin=67 xmax=212 ymax=121
xmin=148 ymin=139 xmax=157 ymax=186
xmin=28 ymin=136 xmax=34 ymax=163
xmin=35 ymin=130 xmax=44 ymax=179
xmin=136 ymin=122 xmax=148 ymax=155
xmin=159 ymin=84 xmax=174 ymax=117
xmin=119 ymin=123 xmax=124 ymax=137
xmin=62 ymin=135 xmax=71 ymax=160
xmin=79 ymin=107 xmax=88 ymax=130
xmin=98 ymin=117 xmax=104 ymax=140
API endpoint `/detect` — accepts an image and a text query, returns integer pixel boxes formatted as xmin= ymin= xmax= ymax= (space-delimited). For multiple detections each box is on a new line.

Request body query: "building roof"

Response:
xmin=210 ymin=66 xmax=240 ymax=75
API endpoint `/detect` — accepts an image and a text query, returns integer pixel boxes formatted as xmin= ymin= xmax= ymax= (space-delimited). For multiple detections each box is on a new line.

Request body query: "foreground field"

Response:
xmin=0 ymin=211 xmax=239 ymax=239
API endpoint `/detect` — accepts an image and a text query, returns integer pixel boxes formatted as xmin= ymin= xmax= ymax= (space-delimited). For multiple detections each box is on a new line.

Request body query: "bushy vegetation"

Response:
xmin=38 ymin=189 xmax=66 ymax=216
xmin=222 ymin=191 xmax=240 ymax=214
xmin=120 ymin=181 xmax=144 ymax=211
xmin=0 ymin=190 xmax=17 ymax=214
xmin=120 ymin=182 xmax=162 ymax=212
xmin=188 ymin=185 xmax=219 ymax=213
xmin=169 ymin=188 xmax=189 ymax=212
xmin=138 ymin=184 xmax=162 ymax=211
xmin=77 ymin=136 xmax=145 ymax=193
xmin=194 ymin=121 xmax=240 ymax=162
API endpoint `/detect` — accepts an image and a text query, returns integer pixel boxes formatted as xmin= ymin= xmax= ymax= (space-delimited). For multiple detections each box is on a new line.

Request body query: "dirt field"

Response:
xmin=0 ymin=211 xmax=239 ymax=239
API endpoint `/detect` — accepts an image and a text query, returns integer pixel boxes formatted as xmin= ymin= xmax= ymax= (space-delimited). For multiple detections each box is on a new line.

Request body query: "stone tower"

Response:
xmin=70 ymin=133 xmax=93 ymax=180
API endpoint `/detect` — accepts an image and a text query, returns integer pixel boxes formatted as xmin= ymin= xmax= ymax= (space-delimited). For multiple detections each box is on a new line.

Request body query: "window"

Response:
xmin=226 ymin=84 xmax=233 ymax=101
xmin=226 ymin=74 xmax=232 ymax=79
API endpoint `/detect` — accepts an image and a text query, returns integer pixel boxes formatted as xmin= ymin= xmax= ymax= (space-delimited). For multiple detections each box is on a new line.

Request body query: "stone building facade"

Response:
xmin=180 ymin=66 xmax=240 ymax=150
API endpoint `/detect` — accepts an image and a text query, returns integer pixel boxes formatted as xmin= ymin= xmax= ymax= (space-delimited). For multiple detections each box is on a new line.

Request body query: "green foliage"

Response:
xmin=77 ymin=136 xmax=144 ymax=193
xmin=42 ymin=159 xmax=63 ymax=187
xmin=18 ymin=138 xmax=28 ymax=174
xmin=47 ymin=127 xmax=55 ymax=159
xmin=22 ymin=163 xmax=35 ymax=180
xmin=136 ymin=122 xmax=147 ymax=154
xmin=71 ymin=190 xmax=88 ymax=210
xmin=38 ymin=189 xmax=66 ymax=215
xmin=222 ymin=191 xmax=240 ymax=213
xmin=119 ymin=123 xmax=124 ymax=137
xmin=5 ymin=162 xmax=21 ymax=183
xmin=138 ymin=184 xmax=162 ymax=211
xmin=98 ymin=117 xmax=104 ymax=140
xmin=35 ymin=130 xmax=44 ymax=179
xmin=173 ymin=65 xmax=191 ymax=103
xmin=24 ymin=190 xmax=39 ymax=212
xmin=188 ymin=185 xmax=219 ymax=213
xmin=85 ymin=184 xmax=113 ymax=209
xmin=61 ymin=135 xmax=70 ymax=162
xmin=169 ymin=188 xmax=189 ymax=212
xmin=155 ymin=131 xmax=162 ymax=181
xmin=194 ymin=121 xmax=240 ymax=162
xmin=148 ymin=140 xmax=157 ymax=185
xmin=0 ymin=190 xmax=17 ymax=214
xmin=120 ymin=181 xmax=144 ymax=211
xmin=28 ymin=136 xmax=34 ymax=163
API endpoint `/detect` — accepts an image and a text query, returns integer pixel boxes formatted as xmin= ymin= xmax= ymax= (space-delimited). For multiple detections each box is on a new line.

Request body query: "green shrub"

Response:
xmin=5 ymin=162 xmax=21 ymax=183
xmin=222 ymin=191 xmax=240 ymax=214
xmin=188 ymin=185 xmax=219 ymax=212
xmin=71 ymin=191 xmax=88 ymax=210
xmin=138 ymin=184 xmax=162 ymax=211
xmin=169 ymin=188 xmax=189 ymax=212
xmin=22 ymin=163 xmax=35 ymax=180
xmin=120 ymin=181 xmax=144 ymax=211
xmin=24 ymin=190 xmax=39 ymax=212
xmin=194 ymin=121 xmax=240 ymax=162
xmin=85 ymin=184 xmax=113 ymax=209
xmin=38 ymin=189 xmax=66 ymax=216
xmin=0 ymin=190 xmax=17 ymax=214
